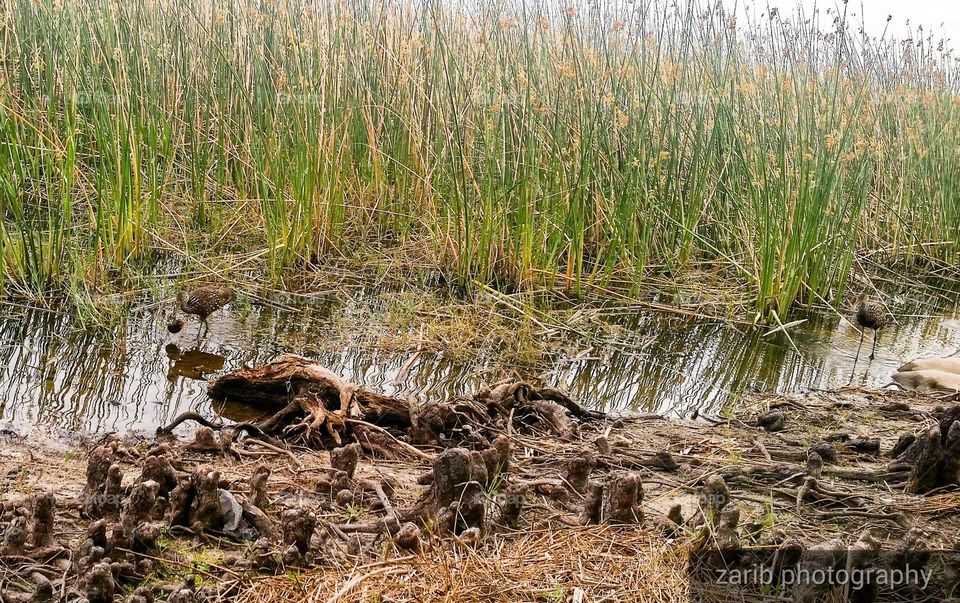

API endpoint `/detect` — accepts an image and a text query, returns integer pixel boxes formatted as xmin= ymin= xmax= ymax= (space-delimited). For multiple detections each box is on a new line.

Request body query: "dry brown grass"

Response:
xmin=236 ymin=526 xmax=689 ymax=603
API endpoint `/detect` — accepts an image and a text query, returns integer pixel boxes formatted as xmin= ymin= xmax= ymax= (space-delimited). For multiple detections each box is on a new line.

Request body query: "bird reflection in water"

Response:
xmin=164 ymin=344 xmax=225 ymax=381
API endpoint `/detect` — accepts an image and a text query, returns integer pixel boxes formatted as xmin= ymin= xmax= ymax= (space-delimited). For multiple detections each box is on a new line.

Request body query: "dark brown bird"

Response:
xmin=855 ymin=293 xmax=889 ymax=361
xmin=170 ymin=285 xmax=235 ymax=337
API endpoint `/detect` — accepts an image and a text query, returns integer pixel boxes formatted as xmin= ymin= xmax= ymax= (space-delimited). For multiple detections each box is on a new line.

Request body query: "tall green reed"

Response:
xmin=0 ymin=0 xmax=957 ymax=319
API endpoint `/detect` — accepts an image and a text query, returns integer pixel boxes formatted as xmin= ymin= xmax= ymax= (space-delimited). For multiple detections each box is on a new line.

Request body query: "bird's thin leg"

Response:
xmin=850 ymin=330 xmax=864 ymax=384
xmin=869 ymin=329 xmax=879 ymax=361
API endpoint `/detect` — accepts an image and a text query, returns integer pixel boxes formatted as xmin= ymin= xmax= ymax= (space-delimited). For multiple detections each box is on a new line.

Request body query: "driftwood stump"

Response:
xmin=169 ymin=466 xmax=224 ymax=532
xmin=81 ymin=447 xmax=115 ymax=519
xmin=579 ymin=482 xmax=604 ymax=525
xmin=30 ymin=492 xmax=56 ymax=548
xmin=281 ymin=508 xmax=316 ymax=559
xmin=700 ymin=475 xmax=731 ymax=525
xmin=207 ymin=354 xmax=411 ymax=448
xmin=198 ymin=355 xmax=603 ymax=452
xmin=140 ymin=453 xmax=177 ymax=498
xmin=330 ymin=443 xmax=362 ymax=480
xmin=905 ymin=422 xmax=960 ymax=494
xmin=249 ymin=466 xmax=271 ymax=510
xmin=394 ymin=522 xmax=422 ymax=552
xmin=403 ymin=447 xmax=487 ymax=534
xmin=603 ymin=472 xmax=644 ymax=524
xmin=84 ymin=561 xmax=115 ymax=603
xmin=565 ymin=451 xmax=597 ymax=494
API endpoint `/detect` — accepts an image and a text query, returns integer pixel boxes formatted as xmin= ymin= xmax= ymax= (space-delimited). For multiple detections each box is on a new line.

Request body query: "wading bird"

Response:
xmin=168 ymin=285 xmax=235 ymax=337
xmin=855 ymin=293 xmax=889 ymax=362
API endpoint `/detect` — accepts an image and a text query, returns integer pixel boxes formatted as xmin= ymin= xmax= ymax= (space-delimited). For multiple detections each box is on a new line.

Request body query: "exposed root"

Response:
xmin=196 ymin=355 xmax=602 ymax=453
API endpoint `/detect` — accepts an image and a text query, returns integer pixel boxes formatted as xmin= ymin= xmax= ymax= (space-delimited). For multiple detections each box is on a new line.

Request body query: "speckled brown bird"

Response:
xmin=855 ymin=293 xmax=889 ymax=361
xmin=169 ymin=285 xmax=235 ymax=337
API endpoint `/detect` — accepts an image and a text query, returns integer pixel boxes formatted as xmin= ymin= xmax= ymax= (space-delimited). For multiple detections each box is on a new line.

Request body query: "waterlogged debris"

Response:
xmin=899 ymin=356 xmax=960 ymax=374
xmin=761 ymin=318 xmax=807 ymax=338
xmin=201 ymin=354 xmax=604 ymax=452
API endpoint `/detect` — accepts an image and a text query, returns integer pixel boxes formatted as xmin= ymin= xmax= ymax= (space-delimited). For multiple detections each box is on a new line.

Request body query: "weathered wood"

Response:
xmin=206 ymin=354 xmax=412 ymax=448
xmin=209 ymin=354 xmax=410 ymax=423
xmin=907 ymin=426 xmax=945 ymax=494
xmin=603 ymin=472 xmax=643 ymax=524
xmin=401 ymin=447 xmax=486 ymax=534
xmin=200 ymin=354 xmax=601 ymax=450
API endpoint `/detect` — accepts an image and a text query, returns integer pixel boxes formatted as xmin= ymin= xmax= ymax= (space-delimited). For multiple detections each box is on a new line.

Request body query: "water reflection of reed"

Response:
xmin=1 ymin=308 xmax=187 ymax=433
xmin=553 ymin=318 xmax=790 ymax=417
xmin=1 ymin=289 xmax=958 ymax=434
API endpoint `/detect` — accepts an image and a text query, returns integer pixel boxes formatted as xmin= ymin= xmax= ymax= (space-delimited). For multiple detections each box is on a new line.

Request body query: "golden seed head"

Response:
xmin=614 ymin=108 xmax=628 ymax=130
xmin=824 ymin=129 xmax=841 ymax=150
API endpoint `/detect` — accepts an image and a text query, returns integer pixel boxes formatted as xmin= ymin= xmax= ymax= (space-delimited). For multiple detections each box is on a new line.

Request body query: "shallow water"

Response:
xmin=1 ymin=286 xmax=958 ymax=436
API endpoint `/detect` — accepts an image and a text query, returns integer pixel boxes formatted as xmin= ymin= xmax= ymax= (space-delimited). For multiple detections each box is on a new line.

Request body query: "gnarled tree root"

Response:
xmin=195 ymin=354 xmax=602 ymax=453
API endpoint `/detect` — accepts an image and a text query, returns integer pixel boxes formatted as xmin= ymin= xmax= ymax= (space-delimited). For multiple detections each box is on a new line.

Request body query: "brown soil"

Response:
xmin=0 ymin=369 xmax=957 ymax=602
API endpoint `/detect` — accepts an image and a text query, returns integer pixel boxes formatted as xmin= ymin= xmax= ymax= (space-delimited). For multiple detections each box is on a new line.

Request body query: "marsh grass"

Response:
xmin=1 ymin=0 xmax=959 ymax=319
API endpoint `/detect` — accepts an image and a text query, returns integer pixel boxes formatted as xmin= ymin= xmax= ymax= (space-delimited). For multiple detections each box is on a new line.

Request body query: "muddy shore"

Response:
xmin=0 ymin=370 xmax=958 ymax=602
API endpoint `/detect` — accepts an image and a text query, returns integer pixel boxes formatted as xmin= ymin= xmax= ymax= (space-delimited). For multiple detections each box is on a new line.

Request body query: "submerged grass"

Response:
xmin=1 ymin=0 xmax=959 ymax=320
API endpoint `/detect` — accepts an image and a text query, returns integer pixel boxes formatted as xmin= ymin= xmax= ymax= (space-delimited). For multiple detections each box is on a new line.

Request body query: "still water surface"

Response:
xmin=1 ymin=287 xmax=958 ymax=436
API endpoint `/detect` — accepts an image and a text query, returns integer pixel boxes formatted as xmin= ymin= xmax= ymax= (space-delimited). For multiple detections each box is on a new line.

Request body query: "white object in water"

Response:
xmin=892 ymin=369 xmax=960 ymax=393
xmin=899 ymin=357 xmax=960 ymax=375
